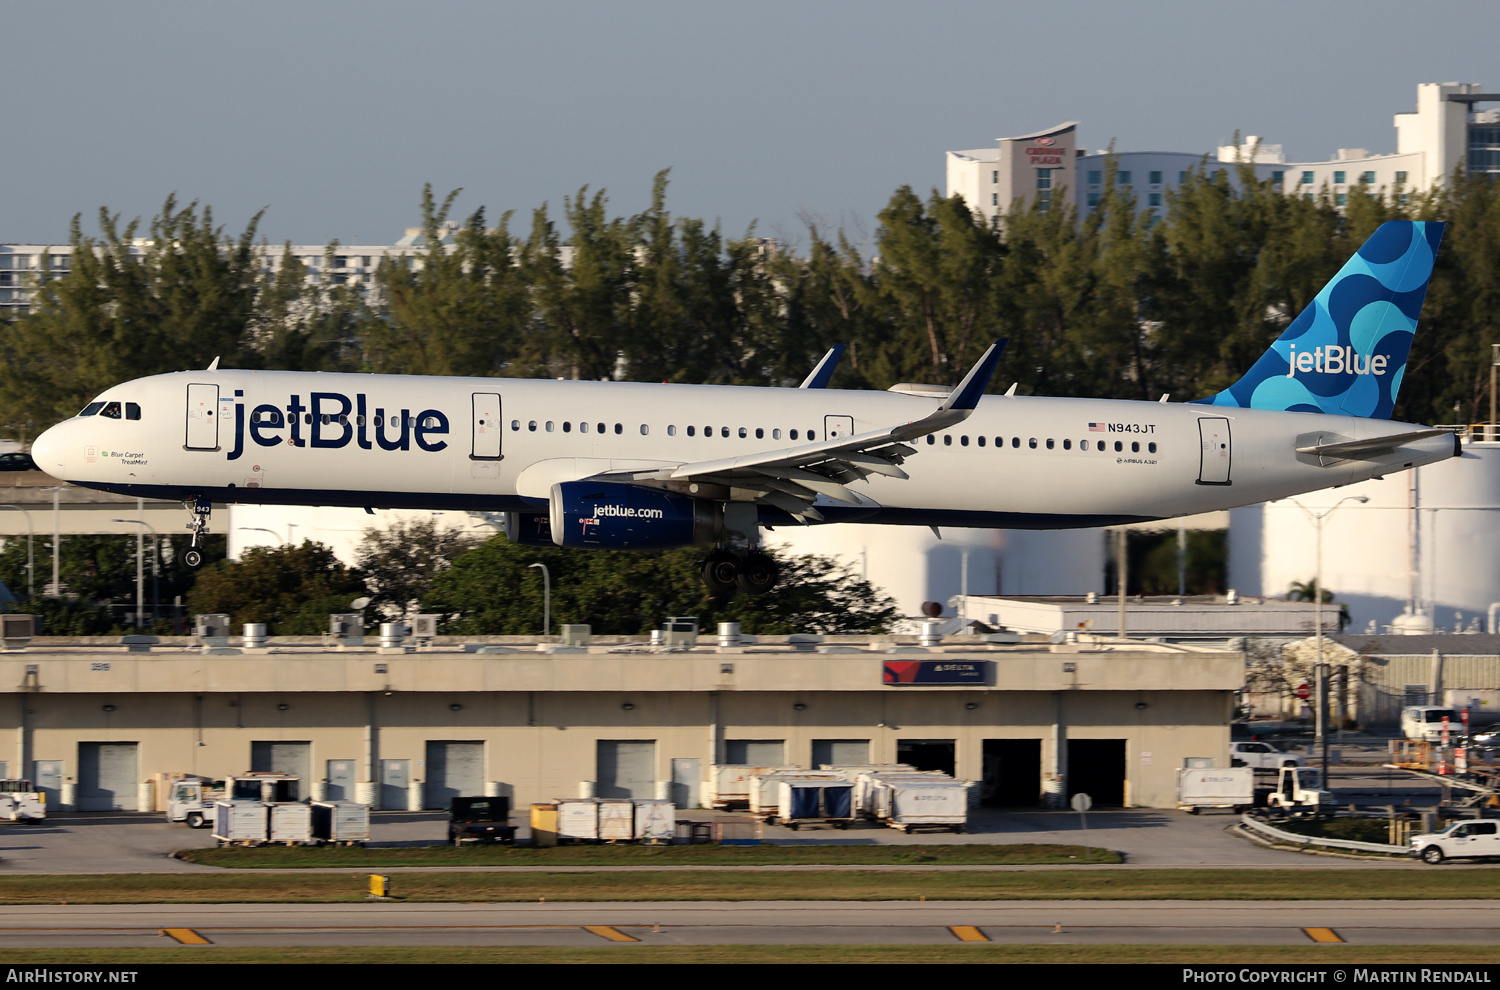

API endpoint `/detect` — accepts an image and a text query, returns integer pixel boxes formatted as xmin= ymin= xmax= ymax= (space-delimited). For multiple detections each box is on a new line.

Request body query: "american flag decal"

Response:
xmin=1088 ymin=422 xmax=1106 ymax=432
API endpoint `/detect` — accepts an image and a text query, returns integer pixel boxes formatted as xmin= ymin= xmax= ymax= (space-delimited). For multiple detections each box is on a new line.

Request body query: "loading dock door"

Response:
xmin=1066 ymin=739 xmax=1127 ymax=807
xmin=597 ymin=740 xmax=656 ymax=799
xmin=251 ymin=741 xmax=311 ymax=783
xmin=185 ymin=384 xmax=220 ymax=450
xmin=671 ymin=758 xmax=700 ymax=809
xmin=326 ymin=759 xmax=355 ymax=801
xmin=725 ymin=740 xmax=785 ymax=765
xmin=1197 ymin=418 xmax=1231 ymax=484
xmin=812 ymin=740 xmax=870 ymax=767
xmin=471 ymin=392 xmax=503 ymax=460
xmin=897 ymin=739 xmax=956 ymax=776
xmin=425 ymin=741 xmax=484 ymax=808
xmin=380 ymin=759 xmax=410 ymax=811
xmin=78 ymin=743 xmax=138 ymax=811
xmin=982 ymin=739 xmax=1042 ymax=807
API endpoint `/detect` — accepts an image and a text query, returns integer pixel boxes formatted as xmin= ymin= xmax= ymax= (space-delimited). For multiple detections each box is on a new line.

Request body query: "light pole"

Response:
xmin=1285 ymin=494 xmax=1369 ymax=782
xmin=528 ymin=563 xmax=551 ymax=639
xmin=43 ymin=487 xmax=64 ymax=596
xmin=112 ymin=518 xmax=161 ymax=622
xmin=0 ymin=505 xmax=35 ymax=600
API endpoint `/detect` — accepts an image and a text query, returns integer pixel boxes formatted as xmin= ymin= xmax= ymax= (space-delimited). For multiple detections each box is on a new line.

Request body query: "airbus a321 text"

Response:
xmin=31 ymin=221 xmax=1459 ymax=596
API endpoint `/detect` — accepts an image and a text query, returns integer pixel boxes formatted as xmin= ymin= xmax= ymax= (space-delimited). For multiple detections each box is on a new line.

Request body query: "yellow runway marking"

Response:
xmin=162 ymin=928 xmax=211 ymax=945
xmin=1302 ymin=927 xmax=1344 ymax=943
xmin=583 ymin=925 xmax=639 ymax=942
xmin=949 ymin=926 xmax=990 ymax=942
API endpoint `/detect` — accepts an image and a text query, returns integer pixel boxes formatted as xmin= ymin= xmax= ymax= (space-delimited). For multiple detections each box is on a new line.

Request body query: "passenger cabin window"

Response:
xmin=667 ymin=425 xmax=676 ymax=436
xmin=613 ymin=423 xmax=622 ymax=435
xmin=511 ymin=420 xmax=520 ymax=430
xmin=562 ymin=421 xmax=572 ymax=433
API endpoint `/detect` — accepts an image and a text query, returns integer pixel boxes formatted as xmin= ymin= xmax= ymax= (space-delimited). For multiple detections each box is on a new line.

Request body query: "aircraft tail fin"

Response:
xmin=1196 ymin=220 xmax=1445 ymax=420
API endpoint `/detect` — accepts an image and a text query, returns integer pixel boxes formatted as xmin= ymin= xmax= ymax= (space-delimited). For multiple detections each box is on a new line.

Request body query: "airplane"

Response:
xmin=30 ymin=220 xmax=1457 ymax=596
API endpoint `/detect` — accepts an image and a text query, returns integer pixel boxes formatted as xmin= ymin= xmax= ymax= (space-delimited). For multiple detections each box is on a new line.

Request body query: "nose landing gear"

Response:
xmin=701 ymin=549 xmax=780 ymax=598
xmin=180 ymin=497 xmax=213 ymax=569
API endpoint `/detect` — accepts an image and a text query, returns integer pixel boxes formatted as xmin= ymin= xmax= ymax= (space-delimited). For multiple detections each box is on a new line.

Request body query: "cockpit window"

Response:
xmin=98 ymin=402 xmax=122 ymax=419
xmin=80 ymin=402 xmax=105 ymax=417
xmin=125 ymin=402 xmax=141 ymax=421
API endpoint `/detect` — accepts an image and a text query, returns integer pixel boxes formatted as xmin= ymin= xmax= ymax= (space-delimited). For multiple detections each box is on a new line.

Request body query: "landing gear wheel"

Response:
xmin=735 ymin=552 xmax=779 ymax=595
xmin=181 ymin=547 xmax=205 ymax=569
xmin=702 ymin=551 xmax=740 ymax=597
xmin=1421 ymin=845 xmax=1444 ymax=865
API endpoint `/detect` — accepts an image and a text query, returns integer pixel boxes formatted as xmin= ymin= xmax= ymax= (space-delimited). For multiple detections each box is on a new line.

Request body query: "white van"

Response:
xmin=1402 ymin=706 xmax=1463 ymax=742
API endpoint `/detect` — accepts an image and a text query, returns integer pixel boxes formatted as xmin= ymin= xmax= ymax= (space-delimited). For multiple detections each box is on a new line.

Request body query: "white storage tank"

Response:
xmin=1229 ymin=439 xmax=1500 ymax=633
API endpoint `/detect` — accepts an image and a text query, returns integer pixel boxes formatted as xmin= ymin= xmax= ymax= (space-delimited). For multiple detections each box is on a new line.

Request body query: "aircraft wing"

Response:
xmin=597 ymin=340 xmax=1006 ymax=520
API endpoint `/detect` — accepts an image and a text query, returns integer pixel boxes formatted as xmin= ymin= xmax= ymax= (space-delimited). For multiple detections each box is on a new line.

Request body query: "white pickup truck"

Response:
xmin=1229 ymin=741 xmax=1303 ymax=770
xmin=1410 ymin=819 xmax=1500 ymax=864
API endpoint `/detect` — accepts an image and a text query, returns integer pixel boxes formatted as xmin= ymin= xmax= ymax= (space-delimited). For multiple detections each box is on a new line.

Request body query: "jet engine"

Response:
xmin=548 ymin=481 xmax=719 ymax=549
xmin=502 ymin=512 xmax=555 ymax=547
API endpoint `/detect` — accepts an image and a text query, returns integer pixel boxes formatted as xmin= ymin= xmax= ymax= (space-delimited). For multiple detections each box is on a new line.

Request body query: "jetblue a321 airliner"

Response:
xmin=31 ymin=221 xmax=1457 ymax=595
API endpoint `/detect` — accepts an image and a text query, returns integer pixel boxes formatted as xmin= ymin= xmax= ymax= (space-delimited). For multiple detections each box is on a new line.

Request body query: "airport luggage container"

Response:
xmin=633 ymin=799 xmax=676 ymax=844
xmin=556 ymin=798 xmax=600 ymax=842
xmin=770 ymin=780 xmax=856 ymax=830
xmin=852 ymin=772 xmax=949 ymax=818
xmin=598 ymin=799 xmax=634 ymax=842
xmin=1175 ymin=767 xmax=1254 ymax=814
xmin=212 ymin=801 xmax=268 ymax=846
xmin=747 ymin=771 xmax=842 ymax=817
xmin=0 ymin=780 xmax=45 ymax=824
xmin=817 ymin=763 xmax=916 ymax=780
xmin=706 ymin=765 xmax=799 ymax=809
xmin=871 ymin=778 xmax=969 ymax=833
xmin=268 ymin=802 xmax=314 ymax=845
xmin=311 ymin=800 xmax=370 ymax=845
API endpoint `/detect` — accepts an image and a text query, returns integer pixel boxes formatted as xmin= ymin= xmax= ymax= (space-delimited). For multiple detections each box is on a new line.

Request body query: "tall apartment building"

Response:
xmin=947 ymin=81 xmax=1500 ymax=226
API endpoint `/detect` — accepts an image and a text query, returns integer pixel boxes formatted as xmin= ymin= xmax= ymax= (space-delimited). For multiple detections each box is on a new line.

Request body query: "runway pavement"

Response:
xmin=0 ymin=900 xmax=1491 ymax=948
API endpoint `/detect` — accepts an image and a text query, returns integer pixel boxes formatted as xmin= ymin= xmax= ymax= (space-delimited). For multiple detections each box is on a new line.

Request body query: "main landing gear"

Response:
xmin=180 ymin=497 xmax=212 ymax=569
xmin=702 ymin=548 xmax=779 ymax=598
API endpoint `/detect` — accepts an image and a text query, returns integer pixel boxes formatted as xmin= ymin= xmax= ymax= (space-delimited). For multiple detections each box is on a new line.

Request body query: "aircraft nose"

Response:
xmin=30 ymin=423 xmax=67 ymax=479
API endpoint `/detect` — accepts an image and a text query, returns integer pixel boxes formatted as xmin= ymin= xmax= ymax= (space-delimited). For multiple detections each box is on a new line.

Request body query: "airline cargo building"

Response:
xmin=0 ymin=637 xmax=1240 ymax=813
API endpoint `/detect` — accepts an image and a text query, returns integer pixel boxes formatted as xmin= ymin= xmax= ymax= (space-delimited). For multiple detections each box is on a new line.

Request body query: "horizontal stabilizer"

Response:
xmin=1295 ymin=428 xmax=1455 ymax=459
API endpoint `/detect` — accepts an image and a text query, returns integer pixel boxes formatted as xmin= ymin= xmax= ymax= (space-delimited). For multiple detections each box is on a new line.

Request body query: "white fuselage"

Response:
xmin=31 ymin=370 xmax=1458 ymax=529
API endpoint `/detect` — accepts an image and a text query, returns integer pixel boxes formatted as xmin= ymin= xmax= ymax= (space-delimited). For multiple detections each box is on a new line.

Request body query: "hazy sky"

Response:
xmin=3 ymin=1 xmax=1494 ymax=250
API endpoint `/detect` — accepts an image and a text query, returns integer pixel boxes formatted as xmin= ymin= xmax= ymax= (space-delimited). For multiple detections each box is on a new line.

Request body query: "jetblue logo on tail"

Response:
xmin=1198 ymin=221 xmax=1444 ymax=420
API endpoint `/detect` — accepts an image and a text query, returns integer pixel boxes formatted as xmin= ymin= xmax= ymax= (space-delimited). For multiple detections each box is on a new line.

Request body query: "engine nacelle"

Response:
xmin=548 ymin=481 xmax=719 ymax=549
xmin=502 ymin=512 xmax=554 ymax=547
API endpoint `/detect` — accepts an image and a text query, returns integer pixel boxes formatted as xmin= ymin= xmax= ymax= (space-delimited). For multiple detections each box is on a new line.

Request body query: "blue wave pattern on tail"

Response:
xmin=1197 ymin=221 xmax=1445 ymax=420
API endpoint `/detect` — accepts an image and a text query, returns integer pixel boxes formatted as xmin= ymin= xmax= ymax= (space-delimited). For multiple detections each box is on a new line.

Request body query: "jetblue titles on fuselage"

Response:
xmin=226 ymin=390 xmax=450 ymax=460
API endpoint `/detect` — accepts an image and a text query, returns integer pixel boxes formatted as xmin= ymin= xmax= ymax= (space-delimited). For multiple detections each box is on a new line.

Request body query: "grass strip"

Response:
xmin=177 ymin=842 xmax=1120 ymax=868
xmin=0 ymin=945 xmax=1497 ymax=964
xmin=0 ymin=868 xmax=1495 ymax=904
